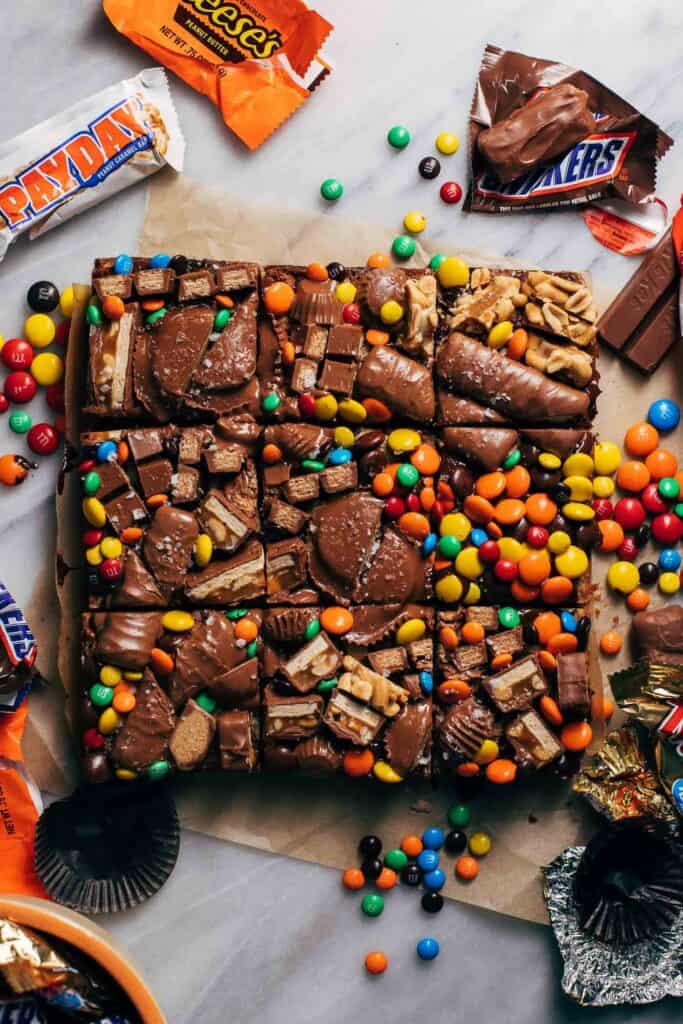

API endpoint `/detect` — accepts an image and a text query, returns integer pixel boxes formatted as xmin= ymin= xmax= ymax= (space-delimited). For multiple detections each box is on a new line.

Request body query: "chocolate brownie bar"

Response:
xmin=258 ymin=264 xmax=437 ymax=423
xmin=85 ymin=257 xmax=260 ymax=422
xmin=435 ymin=267 xmax=599 ymax=425
xmin=80 ymin=609 xmax=262 ymax=781
xmin=79 ymin=421 xmax=265 ymax=607
xmin=434 ymin=606 xmax=592 ymax=779
xmin=260 ymin=422 xmax=439 ymax=606
xmin=261 ymin=605 xmax=432 ymax=779
xmin=434 ymin=427 xmax=597 ymax=607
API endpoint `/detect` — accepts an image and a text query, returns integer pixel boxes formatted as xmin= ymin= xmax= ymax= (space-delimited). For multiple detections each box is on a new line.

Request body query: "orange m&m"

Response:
xmin=485 ymin=758 xmax=517 ymax=784
xmin=455 ymin=856 xmax=479 ymax=880
xmin=624 ymin=422 xmax=658 ymax=457
xmin=343 ymin=867 xmax=365 ymax=890
xmin=320 ymin=607 xmax=354 ymax=635
xmin=616 ymin=460 xmax=650 ymax=492
xmin=561 ymin=721 xmax=592 ymax=751
xmin=343 ymin=749 xmax=374 ymax=777
xmin=263 ymin=281 xmax=294 ymax=314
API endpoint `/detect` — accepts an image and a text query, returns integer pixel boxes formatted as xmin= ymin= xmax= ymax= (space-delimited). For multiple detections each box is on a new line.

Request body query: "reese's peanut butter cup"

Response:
xmin=34 ymin=783 xmax=179 ymax=913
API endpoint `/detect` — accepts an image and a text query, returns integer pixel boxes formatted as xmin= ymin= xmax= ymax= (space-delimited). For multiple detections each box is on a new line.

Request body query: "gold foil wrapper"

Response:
xmin=0 ymin=920 xmax=68 ymax=994
xmin=610 ymin=658 xmax=683 ymax=704
xmin=573 ymin=726 xmax=677 ymax=825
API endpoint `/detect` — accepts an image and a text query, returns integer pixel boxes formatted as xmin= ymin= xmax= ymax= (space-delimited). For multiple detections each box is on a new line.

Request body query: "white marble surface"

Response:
xmin=2 ymin=1 xmax=683 ymax=1020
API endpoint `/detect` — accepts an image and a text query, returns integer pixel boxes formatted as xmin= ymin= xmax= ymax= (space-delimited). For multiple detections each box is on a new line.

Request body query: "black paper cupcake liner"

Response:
xmin=573 ymin=819 xmax=683 ymax=945
xmin=34 ymin=782 xmax=180 ymax=914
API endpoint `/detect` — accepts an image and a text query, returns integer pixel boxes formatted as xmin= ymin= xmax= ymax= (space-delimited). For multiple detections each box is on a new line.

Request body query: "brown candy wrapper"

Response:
xmin=466 ymin=44 xmax=672 ymax=214
xmin=573 ymin=725 xmax=677 ymax=826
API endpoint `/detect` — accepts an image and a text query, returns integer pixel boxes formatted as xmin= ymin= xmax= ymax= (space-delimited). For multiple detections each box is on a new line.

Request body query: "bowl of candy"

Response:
xmin=0 ymin=895 xmax=165 ymax=1023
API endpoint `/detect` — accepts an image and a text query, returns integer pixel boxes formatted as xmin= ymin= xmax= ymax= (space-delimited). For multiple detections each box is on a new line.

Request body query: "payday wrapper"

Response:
xmin=104 ymin=0 xmax=333 ymax=149
xmin=0 ymin=69 xmax=184 ymax=262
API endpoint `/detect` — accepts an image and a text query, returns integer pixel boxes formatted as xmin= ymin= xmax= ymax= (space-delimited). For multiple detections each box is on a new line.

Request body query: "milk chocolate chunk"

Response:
xmin=633 ymin=605 xmax=683 ymax=659
xmin=441 ymin=427 xmax=519 ymax=471
xmin=169 ymin=698 xmax=216 ymax=770
xmin=263 ymin=607 xmax=319 ymax=645
xmin=438 ymin=698 xmax=500 ymax=759
xmin=436 ymin=334 xmax=590 ymax=423
xmin=167 ymin=612 xmax=246 ymax=707
xmin=281 ymin=633 xmax=342 ymax=693
xmin=622 ymin=290 xmax=680 ymax=375
xmin=266 ymin=538 xmax=308 ymax=598
xmin=323 ymin=691 xmax=384 ymax=744
xmin=481 ymin=655 xmax=547 ymax=713
xmin=437 ymin=390 xmax=507 ymax=426
xmin=137 ymin=458 xmax=173 ymax=498
xmin=208 ymin=658 xmax=259 ymax=708
xmin=326 ymin=325 xmax=363 ymax=359
xmin=506 ymin=709 xmax=562 ymax=767
xmin=556 ymin=652 xmax=590 ymax=718
xmin=110 ymin=550 xmax=166 ymax=609
xmin=142 ymin=505 xmax=198 ymax=592
xmin=185 ymin=540 xmax=265 ymax=604
xmin=133 ymin=329 xmax=171 ymax=423
xmin=318 ymin=359 xmax=357 ymax=396
xmin=312 ymin=492 xmax=382 ymax=588
xmin=152 ymin=305 xmax=214 ymax=397
xmin=93 ymin=612 xmax=163 ymax=671
xmin=266 ymin=423 xmax=332 ymax=461
xmin=360 ymin=529 xmax=429 ymax=605
xmin=113 ymin=671 xmax=175 ymax=771
xmin=218 ymin=710 xmax=257 ymax=771
xmin=478 ymin=83 xmax=596 ymax=184
xmin=264 ymin=688 xmax=323 ymax=739
xmin=358 ymin=346 xmax=435 ymax=422
xmin=191 ymin=297 xmax=257 ymax=390
xmin=365 ymin=268 xmax=407 ymax=315
xmin=295 ymin=736 xmax=342 ymax=773
xmin=384 ymin=701 xmax=431 ymax=775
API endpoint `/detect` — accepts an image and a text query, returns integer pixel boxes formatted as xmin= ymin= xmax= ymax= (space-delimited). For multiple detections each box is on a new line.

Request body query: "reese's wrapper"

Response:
xmin=103 ymin=0 xmax=333 ymax=150
xmin=467 ymin=44 xmax=672 ymax=214
xmin=0 ymin=69 xmax=184 ymax=262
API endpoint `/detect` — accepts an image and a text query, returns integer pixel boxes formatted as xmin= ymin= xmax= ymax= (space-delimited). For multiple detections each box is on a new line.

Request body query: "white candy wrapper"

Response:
xmin=0 ymin=68 xmax=184 ymax=260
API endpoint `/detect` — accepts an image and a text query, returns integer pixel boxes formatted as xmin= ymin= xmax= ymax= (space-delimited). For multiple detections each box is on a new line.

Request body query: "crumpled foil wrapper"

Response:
xmin=573 ymin=726 xmax=677 ymax=826
xmin=544 ymin=845 xmax=683 ymax=1006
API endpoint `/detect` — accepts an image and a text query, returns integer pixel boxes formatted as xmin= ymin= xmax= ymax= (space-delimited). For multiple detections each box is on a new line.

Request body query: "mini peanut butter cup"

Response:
xmin=34 ymin=782 xmax=179 ymax=913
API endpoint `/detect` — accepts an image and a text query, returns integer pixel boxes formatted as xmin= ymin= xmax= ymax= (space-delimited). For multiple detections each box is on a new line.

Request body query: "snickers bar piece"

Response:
xmin=259 ymin=264 xmax=437 ymax=424
xmin=436 ymin=267 xmax=598 ymax=425
xmin=598 ymin=229 xmax=681 ymax=374
xmin=85 ymin=256 xmax=260 ymax=422
xmin=435 ymin=428 xmax=596 ymax=607
xmin=79 ymin=421 xmax=265 ymax=608
xmin=80 ymin=609 xmax=263 ymax=781
xmin=261 ymin=423 xmax=436 ymax=607
xmin=435 ymin=606 xmax=592 ymax=779
xmin=261 ymin=605 xmax=432 ymax=779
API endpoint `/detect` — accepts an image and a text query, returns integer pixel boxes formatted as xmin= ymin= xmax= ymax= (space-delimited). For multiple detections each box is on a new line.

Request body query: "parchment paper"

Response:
xmin=36 ymin=172 xmax=683 ymax=926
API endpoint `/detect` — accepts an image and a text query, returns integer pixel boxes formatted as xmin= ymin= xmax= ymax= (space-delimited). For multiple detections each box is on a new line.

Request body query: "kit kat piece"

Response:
xmin=80 ymin=609 xmax=263 ymax=781
xmin=598 ymin=230 xmax=677 ymax=351
xmin=261 ymin=604 xmax=432 ymax=779
xmin=622 ymin=290 xmax=680 ymax=374
xmin=78 ymin=421 xmax=264 ymax=608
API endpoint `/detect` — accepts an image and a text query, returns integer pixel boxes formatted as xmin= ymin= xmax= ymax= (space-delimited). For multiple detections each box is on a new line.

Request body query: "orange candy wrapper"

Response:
xmin=0 ymin=582 xmax=47 ymax=898
xmin=103 ymin=0 xmax=334 ymax=149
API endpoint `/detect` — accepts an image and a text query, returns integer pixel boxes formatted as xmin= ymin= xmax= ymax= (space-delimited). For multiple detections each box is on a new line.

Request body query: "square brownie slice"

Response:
xmin=80 ymin=608 xmax=263 ymax=782
xmin=258 ymin=264 xmax=437 ymax=424
xmin=79 ymin=419 xmax=265 ymax=608
xmin=261 ymin=605 xmax=433 ymax=779
xmin=85 ymin=256 xmax=260 ymax=423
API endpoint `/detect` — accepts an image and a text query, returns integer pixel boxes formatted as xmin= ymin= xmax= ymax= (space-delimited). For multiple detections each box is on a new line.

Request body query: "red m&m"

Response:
xmin=1 ymin=339 xmax=34 ymax=371
xmin=4 ymin=371 xmax=36 ymax=404
xmin=613 ymin=497 xmax=646 ymax=530
xmin=651 ymin=513 xmax=683 ymax=545
xmin=27 ymin=422 xmax=59 ymax=455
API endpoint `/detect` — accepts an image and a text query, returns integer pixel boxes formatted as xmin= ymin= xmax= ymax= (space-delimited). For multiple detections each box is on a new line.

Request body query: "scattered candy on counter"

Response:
xmin=320 ymin=178 xmax=344 ymax=202
xmin=346 ymin=809 xmax=493 ymax=974
xmin=0 ymin=279 xmax=69 ymax=485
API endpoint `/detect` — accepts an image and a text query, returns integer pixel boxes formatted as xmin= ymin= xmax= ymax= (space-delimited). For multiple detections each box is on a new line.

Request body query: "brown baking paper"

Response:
xmin=35 ymin=172 xmax=682 ymax=926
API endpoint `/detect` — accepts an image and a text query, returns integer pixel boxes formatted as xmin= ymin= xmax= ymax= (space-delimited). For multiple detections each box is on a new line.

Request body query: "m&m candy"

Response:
xmin=648 ymin=398 xmax=680 ymax=432
xmin=1 ymin=339 xmax=34 ymax=371
xmin=435 ymin=132 xmax=459 ymax=154
xmin=418 ymin=156 xmax=441 ymax=179
xmin=27 ymin=423 xmax=59 ymax=456
xmin=24 ymin=313 xmax=55 ymax=348
xmin=387 ymin=125 xmax=410 ymax=149
xmin=4 ymin=371 xmax=36 ymax=404
xmin=27 ymin=280 xmax=59 ymax=312
xmin=320 ymin=178 xmax=343 ymax=201
xmin=416 ymin=937 xmax=440 ymax=961
xmin=439 ymin=181 xmax=463 ymax=204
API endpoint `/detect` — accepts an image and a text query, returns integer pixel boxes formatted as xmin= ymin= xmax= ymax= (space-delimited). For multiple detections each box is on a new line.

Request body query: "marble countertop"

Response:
xmin=2 ymin=1 xmax=683 ymax=1020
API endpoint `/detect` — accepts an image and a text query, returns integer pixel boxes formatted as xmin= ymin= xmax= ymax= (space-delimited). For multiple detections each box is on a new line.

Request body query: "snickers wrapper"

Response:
xmin=0 ymin=581 xmax=37 ymax=715
xmin=467 ymin=44 xmax=672 ymax=214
